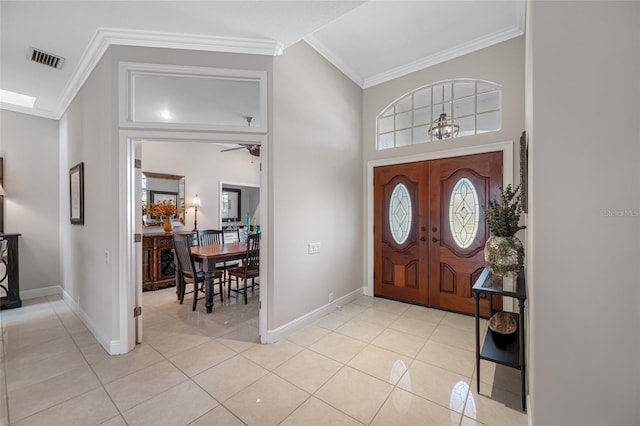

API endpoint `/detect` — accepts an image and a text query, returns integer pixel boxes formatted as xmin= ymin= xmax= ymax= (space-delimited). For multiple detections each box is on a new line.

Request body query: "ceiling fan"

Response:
xmin=220 ymin=116 xmax=261 ymax=157
xmin=221 ymin=143 xmax=261 ymax=157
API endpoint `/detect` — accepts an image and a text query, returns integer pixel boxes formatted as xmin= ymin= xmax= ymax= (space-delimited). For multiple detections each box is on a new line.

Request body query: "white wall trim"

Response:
xmin=118 ymin=62 xmax=269 ymax=134
xmin=305 ymin=26 xmax=524 ymax=90
xmin=363 ymin=26 xmax=524 ymax=89
xmin=38 ymin=27 xmax=280 ymax=120
xmin=365 ymin=141 xmax=514 ymax=298
xmin=303 ymin=35 xmax=364 ymax=87
xmin=19 ymin=285 xmax=123 ymax=354
xmin=20 ymin=285 xmax=62 ymax=300
xmin=60 ymin=288 xmax=120 ymax=355
xmin=119 ymin=129 xmax=269 ymax=350
xmin=264 ymin=287 xmax=364 ymax=343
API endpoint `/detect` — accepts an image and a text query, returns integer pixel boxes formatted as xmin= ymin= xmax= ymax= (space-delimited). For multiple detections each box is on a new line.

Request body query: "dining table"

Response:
xmin=191 ymin=242 xmax=247 ymax=313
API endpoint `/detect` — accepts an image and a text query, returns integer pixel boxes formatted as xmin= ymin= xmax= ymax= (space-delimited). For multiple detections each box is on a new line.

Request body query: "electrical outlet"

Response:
xmin=105 ymin=251 xmax=110 ymax=265
xmin=308 ymin=242 xmax=321 ymax=254
xmin=329 ymin=292 xmax=334 ymax=302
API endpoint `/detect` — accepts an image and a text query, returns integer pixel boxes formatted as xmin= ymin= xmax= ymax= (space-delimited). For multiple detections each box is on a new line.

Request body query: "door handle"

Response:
xmin=432 ymin=237 xmax=440 ymax=243
xmin=420 ymin=237 xmax=427 ymax=241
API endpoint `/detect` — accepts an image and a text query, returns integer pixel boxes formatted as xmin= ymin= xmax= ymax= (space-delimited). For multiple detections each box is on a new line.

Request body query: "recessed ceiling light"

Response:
xmin=0 ymin=89 xmax=36 ymax=108
xmin=159 ymin=110 xmax=173 ymax=120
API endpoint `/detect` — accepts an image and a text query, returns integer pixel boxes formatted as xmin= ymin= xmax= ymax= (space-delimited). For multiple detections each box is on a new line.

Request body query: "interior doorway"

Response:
xmin=119 ymin=130 xmax=268 ymax=353
xmin=368 ymin=142 xmax=513 ymax=317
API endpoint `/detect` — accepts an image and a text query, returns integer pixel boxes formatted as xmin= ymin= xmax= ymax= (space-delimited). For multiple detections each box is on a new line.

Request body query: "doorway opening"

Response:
xmin=119 ymin=130 xmax=268 ymax=353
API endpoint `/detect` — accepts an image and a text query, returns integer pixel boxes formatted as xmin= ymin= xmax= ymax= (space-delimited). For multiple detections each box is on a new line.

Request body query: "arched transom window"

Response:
xmin=377 ymin=79 xmax=501 ymax=150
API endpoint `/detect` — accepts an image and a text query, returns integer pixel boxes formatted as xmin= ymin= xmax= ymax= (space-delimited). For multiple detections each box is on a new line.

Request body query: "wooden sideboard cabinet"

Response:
xmin=143 ymin=233 xmax=177 ymax=291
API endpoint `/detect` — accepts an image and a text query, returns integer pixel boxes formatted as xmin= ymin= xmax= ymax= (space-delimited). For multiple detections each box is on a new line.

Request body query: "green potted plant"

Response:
xmin=483 ymin=184 xmax=526 ymax=277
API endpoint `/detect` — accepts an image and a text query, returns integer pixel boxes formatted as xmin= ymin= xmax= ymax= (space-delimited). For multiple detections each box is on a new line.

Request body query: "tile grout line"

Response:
xmin=0 ymin=306 xmax=10 ymax=426
xmin=3 ymin=296 xmax=125 ymax=425
xmin=47 ymin=295 xmax=131 ymax=425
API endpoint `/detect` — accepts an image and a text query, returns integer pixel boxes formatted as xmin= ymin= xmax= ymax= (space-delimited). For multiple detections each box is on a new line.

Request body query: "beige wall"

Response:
xmin=363 ymin=36 xmax=525 ymax=170
xmin=60 ymin=41 xmax=362 ymax=349
xmin=59 ymin=48 xmax=118 ymax=347
xmin=60 ymin=45 xmax=273 ymax=352
xmin=0 ymin=110 xmax=60 ymax=293
xmin=271 ymin=41 xmax=363 ymax=330
xmin=141 ymin=140 xmax=260 ymax=231
xmin=527 ymin=2 xmax=640 ymax=424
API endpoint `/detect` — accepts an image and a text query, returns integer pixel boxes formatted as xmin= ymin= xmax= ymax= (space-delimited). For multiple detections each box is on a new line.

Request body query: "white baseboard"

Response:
xmin=60 ymin=289 xmax=118 ymax=355
xmin=20 ymin=285 xmax=62 ymax=300
xmin=264 ymin=287 xmax=365 ymax=344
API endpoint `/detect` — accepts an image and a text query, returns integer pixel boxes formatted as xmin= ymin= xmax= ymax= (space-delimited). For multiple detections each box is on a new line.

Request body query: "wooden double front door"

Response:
xmin=374 ymin=151 xmax=502 ymax=316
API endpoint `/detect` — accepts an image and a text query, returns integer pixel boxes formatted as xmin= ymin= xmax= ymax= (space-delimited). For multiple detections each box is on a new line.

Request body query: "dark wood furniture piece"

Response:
xmin=0 ymin=233 xmax=21 ymax=309
xmin=142 ymin=233 xmax=177 ymax=291
xmin=191 ymin=242 xmax=247 ymax=313
xmin=473 ymin=267 xmax=527 ymax=411
xmin=198 ymin=229 xmax=223 ymax=246
xmin=227 ymin=233 xmax=260 ymax=304
xmin=173 ymin=233 xmax=223 ymax=311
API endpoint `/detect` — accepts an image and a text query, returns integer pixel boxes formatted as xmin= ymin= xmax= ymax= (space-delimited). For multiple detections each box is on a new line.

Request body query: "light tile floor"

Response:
xmin=0 ymin=286 xmax=528 ymax=425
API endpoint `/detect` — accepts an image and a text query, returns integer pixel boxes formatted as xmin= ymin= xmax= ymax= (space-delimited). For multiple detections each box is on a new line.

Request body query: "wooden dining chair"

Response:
xmin=222 ymin=228 xmax=240 ymax=243
xmin=227 ymin=232 xmax=260 ymax=304
xmin=173 ymin=233 xmax=224 ymax=311
xmin=198 ymin=229 xmax=223 ymax=246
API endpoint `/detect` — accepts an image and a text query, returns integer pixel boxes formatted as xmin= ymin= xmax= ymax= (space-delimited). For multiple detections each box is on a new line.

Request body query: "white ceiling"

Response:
xmin=0 ymin=1 xmax=524 ymax=119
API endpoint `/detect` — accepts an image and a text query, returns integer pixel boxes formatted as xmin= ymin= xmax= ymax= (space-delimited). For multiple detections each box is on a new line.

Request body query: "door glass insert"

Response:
xmin=449 ymin=178 xmax=480 ymax=248
xmin=389 ymin=183 xmax=412 ymax=244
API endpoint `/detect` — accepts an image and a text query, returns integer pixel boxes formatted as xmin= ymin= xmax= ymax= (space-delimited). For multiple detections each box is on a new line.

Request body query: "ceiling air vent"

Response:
xmin=27 ymin=47 xmax=65 ymax=70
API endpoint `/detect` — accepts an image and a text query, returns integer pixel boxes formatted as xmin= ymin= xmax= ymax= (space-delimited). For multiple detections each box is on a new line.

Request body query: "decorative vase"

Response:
xmin=484 ymin=236 xmax=524 ymax=278
xmin=163 ymin=216 xmax=173 ymax=233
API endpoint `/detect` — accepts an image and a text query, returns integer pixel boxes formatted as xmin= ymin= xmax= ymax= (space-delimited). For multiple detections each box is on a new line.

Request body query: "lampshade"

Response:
xmin=0 ymin=183 xmax=6 ymax=196
xmin=192 ymin=194 xmax=201 ymax=207
xmin=428 ymin=112 xmax=459 ymax=140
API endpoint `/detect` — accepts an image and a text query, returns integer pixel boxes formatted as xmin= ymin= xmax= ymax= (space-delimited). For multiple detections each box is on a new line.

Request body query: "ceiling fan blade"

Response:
xmin=221 ymin=147 xmax=245 ymax=152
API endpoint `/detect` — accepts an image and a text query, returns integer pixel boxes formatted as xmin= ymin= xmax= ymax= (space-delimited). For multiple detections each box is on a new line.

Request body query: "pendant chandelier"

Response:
xmin=428 ymin=112 xmax=459 ymax=140
xmin=428 ymin=85 xmax=459 ymax=140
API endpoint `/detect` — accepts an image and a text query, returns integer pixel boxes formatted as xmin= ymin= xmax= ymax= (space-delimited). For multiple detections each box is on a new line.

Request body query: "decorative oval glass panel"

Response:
xmin=449 ymin=178 xmax=480 ymax=248
xmin=389 ymin=183 xmax=412 ymax=244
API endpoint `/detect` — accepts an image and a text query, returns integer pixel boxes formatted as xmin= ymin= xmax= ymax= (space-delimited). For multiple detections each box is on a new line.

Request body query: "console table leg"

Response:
xmin=519 ymin=298 xmax=526 ymax=411
xmin=475 ymin=293 xmax=481 ymax=394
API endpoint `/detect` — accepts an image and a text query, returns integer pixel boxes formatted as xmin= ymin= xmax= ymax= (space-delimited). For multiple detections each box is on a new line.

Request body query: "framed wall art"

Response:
xmin=69 ymin=162 xmax=84 ymax=225
xmin=221 ymin=187 xmax=241 ymax=222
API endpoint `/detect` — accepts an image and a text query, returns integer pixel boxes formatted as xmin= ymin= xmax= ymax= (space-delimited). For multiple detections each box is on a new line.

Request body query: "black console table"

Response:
xmin=0 ymin=233 xmax=21 ymax=309
xmin=473 ymin=267 xmax=526 ymax=411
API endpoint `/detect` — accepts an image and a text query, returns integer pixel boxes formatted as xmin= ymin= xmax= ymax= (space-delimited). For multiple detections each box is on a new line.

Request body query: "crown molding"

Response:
xmin=303 ymin=34 xmax=364 ymax=88
xmin=0 ymin=102 xmax=58 ymax=120
xmin=363 ymin=25 xmax=524 ymax=89
xmin=44 ymin=28 xmax=282 ymax=120
xmin=305 ymin=20 xmax=524 ymax=91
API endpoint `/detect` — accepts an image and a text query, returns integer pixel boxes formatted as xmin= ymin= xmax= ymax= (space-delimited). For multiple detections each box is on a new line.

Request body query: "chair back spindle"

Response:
xmin=173 ymin=234 xmax=197 ymax=278
xmin=198 ymin=229 xmax=223 ymax=246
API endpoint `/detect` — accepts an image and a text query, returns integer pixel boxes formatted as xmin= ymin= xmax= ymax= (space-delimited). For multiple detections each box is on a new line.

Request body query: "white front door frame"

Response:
xmin=118 ymin=129 xmax=269 ymax=352
xmin=365 ymin=141 xmax=514 ymax=297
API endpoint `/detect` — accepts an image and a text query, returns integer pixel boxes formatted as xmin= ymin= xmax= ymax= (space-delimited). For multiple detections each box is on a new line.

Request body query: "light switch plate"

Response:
xmin=308 ymin=242 xmax=321 ymax=254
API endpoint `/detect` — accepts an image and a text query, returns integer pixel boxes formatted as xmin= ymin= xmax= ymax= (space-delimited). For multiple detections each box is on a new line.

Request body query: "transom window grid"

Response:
xmin=377 ymin=80 xmax=501 ymax=150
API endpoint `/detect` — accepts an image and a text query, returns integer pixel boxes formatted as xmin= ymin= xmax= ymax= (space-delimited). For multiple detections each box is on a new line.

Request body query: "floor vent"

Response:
xmin=27 ymin=47 xmax=65 ymax=69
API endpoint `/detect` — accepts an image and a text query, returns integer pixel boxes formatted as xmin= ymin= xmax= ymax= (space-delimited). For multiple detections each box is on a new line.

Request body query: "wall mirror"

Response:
xmin=142 ymin=171 xmax=185 ymax=227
